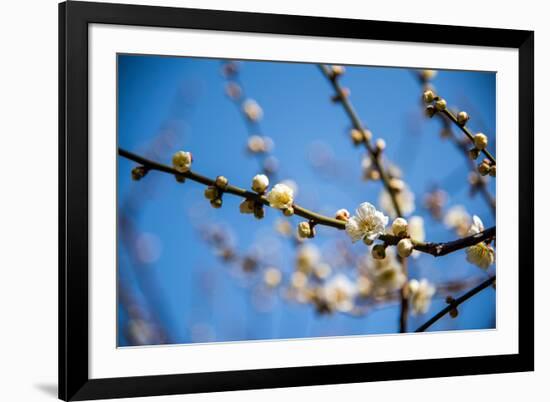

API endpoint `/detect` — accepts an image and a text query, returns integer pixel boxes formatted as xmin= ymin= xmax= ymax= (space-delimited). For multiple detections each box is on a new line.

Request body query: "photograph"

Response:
xmin=117 ymin=55 xmax=497 ymax=347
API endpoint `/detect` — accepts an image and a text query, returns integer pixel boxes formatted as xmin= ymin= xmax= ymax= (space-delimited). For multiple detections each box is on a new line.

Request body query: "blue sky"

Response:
xmin=117 ymin=54 xmax=496 ymax=346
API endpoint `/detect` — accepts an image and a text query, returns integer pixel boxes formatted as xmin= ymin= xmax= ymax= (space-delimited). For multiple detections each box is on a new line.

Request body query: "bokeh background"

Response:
xmin=117 ymin=54 xmax=496 ymax=347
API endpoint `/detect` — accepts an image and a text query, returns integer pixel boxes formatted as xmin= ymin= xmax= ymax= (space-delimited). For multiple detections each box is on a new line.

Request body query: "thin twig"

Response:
xmin=318 ymin=64 xmax=403 ymax=218
xmin=415 ymin=275 xmax=496 ymax=332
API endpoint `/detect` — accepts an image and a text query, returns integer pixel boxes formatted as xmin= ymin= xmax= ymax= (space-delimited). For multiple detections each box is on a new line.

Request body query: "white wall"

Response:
xmin=0 ymin=0 xmax=545 ymax=401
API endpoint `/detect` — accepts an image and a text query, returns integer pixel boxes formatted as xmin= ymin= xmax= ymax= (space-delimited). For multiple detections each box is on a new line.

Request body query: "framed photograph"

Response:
xmin=59 ymin=1 xmax=534 ymax=400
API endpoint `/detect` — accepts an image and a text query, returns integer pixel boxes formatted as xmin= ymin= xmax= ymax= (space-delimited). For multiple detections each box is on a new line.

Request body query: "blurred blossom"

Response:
xmin=423 ymin=188 xmax=448 ymax=220
xmin=444 ymin=205 xmax=472 ymax=236
xmin=127 ymin=319 xmax=157 ymax=345
xmin=408 ymin=279 xmax=436 ymax=315
xmin=320 ymin=274 xmax=357 ymax=313
xmin=295 ymin=244 xmax=321 ymax=274
xmin=308 ymin=140 xmax=335 ymax=168
xmin=263 ymin=267 xmax=282 ymax=288
xmin=274 ymin=219 xmax=293 ymax=237
xmin=362 ymin=248 xmax=406 ymax=297
xmin=135 ymin=232 xmax=163 ymax=264
xmin=408 ymin=216 xmax=425 ymax=259
xmin=242 ymin=99 xmax=263 ymax=121
xmin=379 ymin=184 xmax=415 ymax=218
xmin=225 ymin=81 xmax=242 ymax=100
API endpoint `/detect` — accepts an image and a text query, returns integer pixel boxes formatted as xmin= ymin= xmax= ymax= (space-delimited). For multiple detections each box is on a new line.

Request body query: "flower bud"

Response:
xmin=363 ymin=237 xmax=374 ymax=246
xmin=131 ymin=166 xmax=148 ymax=181
xmin=449 ymin=308 xmax=459 ymax=318
xmin=350 ymin=129 xmax=364 ymax=145
xmin=172 ymin=151 xmax=193 ymax=173
xmin=457 ymin=111 xmax=469 ymax=126
xmin=239 ymin=199 xmax=255 ymax=214
xmin=477 ymin=162 xmax=491 ymax=176
xmin=210 ymin=198 xmax=222 ymax=209
xmin=435 ymin=98 xmax=447 ymax=111
xmin=489 ymin=165 xmax=496 ymax=177
xmin=331 ymin=65 xmax=345 ymax=78
xmin=372 ymin=244 xmax=386 ymax=260
xmin=397 ymin=238 xmax=414 ymax=258
xmin=335 ymin=209 xmax=350 ymax=222
xmin=253 ymin=204 xmax=265 ymax=219
xmin=425 ymin=105 xmax=436 ymax=118
xmin=204 ymin=186 xmax=218 ymax=200
xmin=215 ymin=175 xmax=228 ymax=189
xmin=392 ymin=217 xmax=409 ymax=236
xmin=420 ymin=70 xmax=437 ymax=81
xmin=283 ymin=207 xmax=294 ymax=216
xmin=423 ymin=90 xmax=435 ymax=103
xmin=251 ymin=174 xmax=269 ymax=193
xmin=375 ymin=138 xmax=386 ymax=153
xmin=331 ymin=88 xmax=350 ymax=102
xmin=468 ymin=148 xmax=481 ymax=160
xmin=473 ymin=133 xmax=488 ymax=150
xmin=297 ymin=221 xmax=314 ymax=239
xmin=175 ymin=174 xmax=186 ymax=183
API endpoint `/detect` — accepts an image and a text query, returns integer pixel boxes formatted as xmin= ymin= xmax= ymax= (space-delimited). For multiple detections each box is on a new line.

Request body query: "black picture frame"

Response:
xmin=59 ymin=1 xmax=534 ymax=400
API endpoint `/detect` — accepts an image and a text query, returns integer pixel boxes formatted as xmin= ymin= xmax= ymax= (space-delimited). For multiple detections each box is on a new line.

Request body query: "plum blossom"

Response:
xmin=465 ymin=215 xmax=495 ymax=270
xmin=345 ymin=202 xmax=388 ymax=243
xmin=266 ymin=183 xmax=294 ymax=210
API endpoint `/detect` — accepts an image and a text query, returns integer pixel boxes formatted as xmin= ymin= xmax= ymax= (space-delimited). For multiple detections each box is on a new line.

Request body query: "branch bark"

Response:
xmin=415 ymin=275 xmax=496 ymax=332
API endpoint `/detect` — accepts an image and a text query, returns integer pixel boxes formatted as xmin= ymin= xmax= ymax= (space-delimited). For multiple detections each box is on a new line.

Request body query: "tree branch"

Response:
xmin=119 ymin=147 xmax=495 ymax=256
xmin=415 ymin=275 xmax=496 ymax=332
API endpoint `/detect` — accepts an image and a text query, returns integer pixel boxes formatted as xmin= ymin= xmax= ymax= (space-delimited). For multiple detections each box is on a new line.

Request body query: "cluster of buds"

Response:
xmin=423 ymin=89 xmax=447 ymax=117
xmin=240 ymin=174 xmax=271 ymax=219
xmin=477 ymin=158 xmax=496 ymax=177
xmin=390 ymin=217 xmax=415 ymax=258
xmin=204 ymin=175 xmax=228 ymax=209
xmin=349 ymin=128 xmax=372 ymax=146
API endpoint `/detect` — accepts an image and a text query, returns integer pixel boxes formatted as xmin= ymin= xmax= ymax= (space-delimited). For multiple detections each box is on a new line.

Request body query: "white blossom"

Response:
xmin=408 ymin=279 xmax=436 ymax=315
xmin=466 ymin=243 xmax=495 ymax=270
xmin=465 ymin=216 xmax=495 ymax=270
xmin=345 ymin=202 xmax=388 ymax=243
xmin=172 ymin=151 xmax=192 ymax=173
xmin=266 ymin=183 xmax=294 ymax=210
xmin=379 ymin=184 xmax=415 ymax=218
